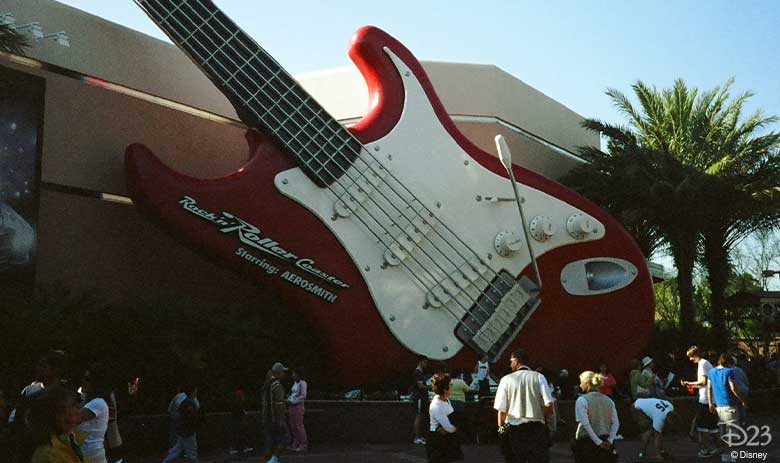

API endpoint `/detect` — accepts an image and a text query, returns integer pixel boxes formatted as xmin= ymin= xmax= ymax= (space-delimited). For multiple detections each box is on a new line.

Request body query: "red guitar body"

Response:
xmin=126 ymin=26 xmax=654 ymax=385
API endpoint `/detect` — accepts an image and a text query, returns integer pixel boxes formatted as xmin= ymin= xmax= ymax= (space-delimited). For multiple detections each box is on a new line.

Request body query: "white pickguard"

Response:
xmin=275 ymin=49 xmax=604 ymax=360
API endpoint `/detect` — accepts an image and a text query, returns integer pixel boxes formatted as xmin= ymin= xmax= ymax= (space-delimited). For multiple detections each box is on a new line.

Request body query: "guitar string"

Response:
xmin=141 ymin=0 xmax=504 ymax=316
xmin=142 ymin=0 xmax=520 ymax=345
xmin=140 ymin=0 xmax=523 ymax=345
xmin=139 ymin=0 xmax=492 ymax=342
xmin=165 ymin=0 xmax=520 ymax=308
xmin=165 ymin=0 xmax=518 ymax=316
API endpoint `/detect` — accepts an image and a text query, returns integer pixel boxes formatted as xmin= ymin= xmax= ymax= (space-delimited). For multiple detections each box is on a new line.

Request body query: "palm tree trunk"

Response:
xmin=703 ymin=230 xmax=730 ymax=351
xmin=669 ymin=236 xmax=698 ymax=334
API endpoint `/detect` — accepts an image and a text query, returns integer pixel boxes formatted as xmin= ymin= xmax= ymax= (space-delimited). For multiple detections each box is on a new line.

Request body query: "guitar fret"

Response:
xmin=144 ymin=0 xmax=359 ymax=186
xmin=157 ymin=0 xmax=187 ymax=24
xmin=180 ymin=9 xmax=219 ymax=45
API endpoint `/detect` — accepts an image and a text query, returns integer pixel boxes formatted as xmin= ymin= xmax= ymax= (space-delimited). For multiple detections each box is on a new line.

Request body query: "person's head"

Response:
xmin=510 ymin=349 xmax=529 ymax=371
xmin=417 ymin=357 xmax=428 ymax=369
xmin=480 ymin=353 xmax=489 ymax=363
xmin=719 ymin=354 xmax=734 ymax=367
xmin=81 ymin=362 xmax=111 ymax=401
xmin=598 ymin=363 xmax=609 ymax=374
xmin=27 ymin=386 xmax=80 ymax=445
xmin=641 ymin=356 xmax=654 ymax=370
xmin=431 ymin=374 xmax=452 ymax=398
xmin=578 ymin=370 xmax=604 ymax=393
xmin=271 ymin=362 xmax=288 ymax=380
xmin=686 ymin=346 xmax=701 ymax=362
xmin=629 ymin=358 xmax=640 ymax=370
xmin=292 ymin=367 xmax=305 ymax=382
xmin=35 ymin=350 xmax=67 ymax=386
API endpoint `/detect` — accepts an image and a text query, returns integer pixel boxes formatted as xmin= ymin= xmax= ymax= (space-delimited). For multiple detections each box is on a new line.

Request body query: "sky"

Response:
xmin=53 ymin=0 xmax=780 ymax=286
xmin=55 ymin=0 xmax=780 ymax=129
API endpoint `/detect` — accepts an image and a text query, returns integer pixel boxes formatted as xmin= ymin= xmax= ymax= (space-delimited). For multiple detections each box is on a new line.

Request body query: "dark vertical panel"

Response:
xmin=0 ymin=65 xmax=45 ymax=291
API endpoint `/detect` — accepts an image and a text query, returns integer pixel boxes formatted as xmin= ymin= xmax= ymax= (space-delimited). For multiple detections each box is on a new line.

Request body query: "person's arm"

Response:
xmin=539 ymin=374 xmax=555 ymax=424
xmin=729 ymin=380 xmax=747 ymax=408
xmin=708 ymin=377 xmax=715 ymax=413
xmin=575 ymin=397 xmax=602 ymax=446
xmin=78 ymin=407 xmax=96 ymax=424
xmin=607 ymin=404 xmax=619 ymax=445
xmin=431 ymin=401 xmax=456 ymax=433
xmin=494 ymin=379 xmax=508 ymax=429
xmin=290 ymin=381 xmax=307 ymax=405
xmin=271 ymin=383 xmax=287 ymax=427
xmin=682 ymin=368 xmax=709 ymax=388
xmin=497 ymin=410 xmax=507 ymax=429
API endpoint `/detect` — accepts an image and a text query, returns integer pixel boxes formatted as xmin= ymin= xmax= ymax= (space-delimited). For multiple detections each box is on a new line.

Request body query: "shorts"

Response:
xmin=695 ymin=403 xmax=718 ymax=433
xmin=716 ymin=406 xmax=738 ymax=426
xmin=636 ymin=411 xmax=653 ymax=433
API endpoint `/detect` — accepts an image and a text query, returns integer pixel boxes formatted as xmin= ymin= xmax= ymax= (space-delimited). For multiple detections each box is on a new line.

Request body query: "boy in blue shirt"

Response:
xmin=708 ymin=354 xmax=748 ymax=462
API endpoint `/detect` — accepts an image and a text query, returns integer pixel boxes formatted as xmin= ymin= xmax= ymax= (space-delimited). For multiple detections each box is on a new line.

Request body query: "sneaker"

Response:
xmin=265 ymin=456 xmax=279 ymax=463
xmin=635 ymin=452 xmax=647 ymax=462
xmin=413 ymin=437 xmax=427 ymax=445
xmin=228 ymin=449 xmax=239 ymax=455
xmin=660 ymin=450 xmax=675 ymax=461
xmin=242 ymin=447 xmax=253 ymax=453
xmin=697 ymin=449 xmax=711 ymax=458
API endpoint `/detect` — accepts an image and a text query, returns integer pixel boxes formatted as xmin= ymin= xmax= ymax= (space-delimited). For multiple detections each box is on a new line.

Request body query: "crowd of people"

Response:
xmin=0 ymin=351 xmax=309 ymax=463
xmin=1 ymin=346 xmax=779 ymax=463
xmin=415 ymin=346 xmax=780 ymax=463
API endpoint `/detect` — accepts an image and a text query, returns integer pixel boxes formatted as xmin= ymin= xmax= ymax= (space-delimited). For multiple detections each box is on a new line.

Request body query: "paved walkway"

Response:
xmin=134 ymin=418 xmax=780 ymax=463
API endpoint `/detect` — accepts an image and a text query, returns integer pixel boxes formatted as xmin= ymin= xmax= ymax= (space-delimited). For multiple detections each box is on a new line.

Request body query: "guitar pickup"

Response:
xmin=455 ymin=272 xmax=541 ymax=361
xmin=333 ymin=162 xmax=386 ymax=218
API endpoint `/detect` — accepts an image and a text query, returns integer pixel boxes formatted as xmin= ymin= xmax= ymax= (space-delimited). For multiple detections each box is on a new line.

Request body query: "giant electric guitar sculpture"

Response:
xmin=126 ymin=0 xmax=654 ymax=384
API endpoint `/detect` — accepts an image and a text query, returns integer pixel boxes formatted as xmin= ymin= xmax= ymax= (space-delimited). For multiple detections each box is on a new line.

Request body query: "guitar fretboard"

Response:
xmin=135 ymin=0 xmax=360 ymax=186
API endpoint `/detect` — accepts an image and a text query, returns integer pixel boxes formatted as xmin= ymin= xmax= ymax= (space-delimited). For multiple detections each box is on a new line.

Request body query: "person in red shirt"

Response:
xmin=598 ymin=363 xmax=617 ymax=398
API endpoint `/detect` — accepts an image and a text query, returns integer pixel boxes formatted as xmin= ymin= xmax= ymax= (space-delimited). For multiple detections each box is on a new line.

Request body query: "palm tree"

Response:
xmin=564 ymin=120 xmax=665 ymax=258
xmin=585 ymin=79 xmax=780 ymax=347
xmin=564 ymin=119 xmax=704 ymax=335
xmin=0 ymin=24 xmax=30 ymax=54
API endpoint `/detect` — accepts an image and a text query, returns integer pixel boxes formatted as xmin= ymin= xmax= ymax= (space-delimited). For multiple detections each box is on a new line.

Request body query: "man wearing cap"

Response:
xmin=262 ymin=362 xmax=289 ymax=463
xmin=494 ymin=349 xmax=554 ymax=463
xmin=636 ymin=357 xmax=656 ymax=398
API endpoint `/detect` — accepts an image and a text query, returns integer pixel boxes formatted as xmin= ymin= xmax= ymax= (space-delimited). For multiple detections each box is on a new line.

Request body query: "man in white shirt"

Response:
xmin=493 ymin=349 xmax=554 ymax=463
xmin=633 ymin=398 xmax=675 ymax=461
xmin=681 ymin=345 xmax=719 ymax=458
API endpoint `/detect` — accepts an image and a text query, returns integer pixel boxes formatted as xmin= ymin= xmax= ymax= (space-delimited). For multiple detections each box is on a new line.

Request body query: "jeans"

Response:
xmin=288 ymin=404 xmax=308 ymax=450
xmin=162 ymin=434 xmax=198 ymax=463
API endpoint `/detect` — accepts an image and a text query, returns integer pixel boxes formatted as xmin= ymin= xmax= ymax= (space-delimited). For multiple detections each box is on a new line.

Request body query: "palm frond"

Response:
xmin=0 ymin=24 xmax=30 ymax=55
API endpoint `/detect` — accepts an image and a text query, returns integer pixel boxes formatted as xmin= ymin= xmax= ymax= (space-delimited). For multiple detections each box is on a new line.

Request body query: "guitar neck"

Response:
xmin=135 ymin=0 xmax=359 ymax=186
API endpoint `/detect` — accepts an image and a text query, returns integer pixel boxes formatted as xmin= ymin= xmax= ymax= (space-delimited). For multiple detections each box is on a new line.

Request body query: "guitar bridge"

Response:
xmin=454 ymin=271 xmax=541 ymax=361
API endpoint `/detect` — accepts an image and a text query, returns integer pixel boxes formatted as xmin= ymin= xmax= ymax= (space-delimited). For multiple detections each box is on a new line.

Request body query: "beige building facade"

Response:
xmin=1 ymin=0 xmax=598 ymax=306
